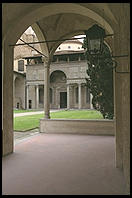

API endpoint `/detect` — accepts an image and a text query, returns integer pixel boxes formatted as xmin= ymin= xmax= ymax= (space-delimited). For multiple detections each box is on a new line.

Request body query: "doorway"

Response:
xmin=60 ymin=92 xmax=67 ymax=108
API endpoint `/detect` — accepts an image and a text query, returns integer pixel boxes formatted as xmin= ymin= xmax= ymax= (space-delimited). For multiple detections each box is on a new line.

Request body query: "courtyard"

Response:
xmin=2 ymin=3 xmax=130 ymax=195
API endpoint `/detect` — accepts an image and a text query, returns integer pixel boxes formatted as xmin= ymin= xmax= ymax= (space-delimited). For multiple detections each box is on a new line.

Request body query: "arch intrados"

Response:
xmin=30 ymin=3 xmax=113 ymax=33
xmin=104 ymin=40 xmax=112 ymax=54
xmin=5 ymin=3 xmax=114 ymax=48
xmin=50 ymin=70 xmax=67 ymax=79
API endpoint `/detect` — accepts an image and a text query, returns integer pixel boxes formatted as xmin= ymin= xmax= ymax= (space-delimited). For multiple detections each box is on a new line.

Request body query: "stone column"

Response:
xmin=67 ymin=84 xmax=70 ymax=109
xmin=36 ymin=84 xmax=39 ymax=109
xmin=78 ymin=83 xmax=82 ymax=109
xmin=13 ymin=76 xmax=16 ymax=108
xmin=113 ymin=6 xmax=130 ymax=193
xmin=2 ymin=42 xmax=14 ymax=156
xmin=26 ymin=85 xmax=29 ymax=109
xmin=44 ymin=58 xmax=50 ymax=119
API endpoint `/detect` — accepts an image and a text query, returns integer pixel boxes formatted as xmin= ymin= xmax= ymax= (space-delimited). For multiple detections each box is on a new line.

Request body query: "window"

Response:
xmin=18 ymin=60 xmax=24 ymax=71
xmin=68 ymin=46 xmax=71 ymax=49
xmin=69 ymin=54 xmax=79 ymax=61
xmin=58 ymin=54 xmax=67 ymax=62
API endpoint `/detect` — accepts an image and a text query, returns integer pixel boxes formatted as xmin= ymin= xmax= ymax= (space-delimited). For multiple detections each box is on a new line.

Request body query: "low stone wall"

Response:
xmin=40 ymin=119 xmax=115 ymax=135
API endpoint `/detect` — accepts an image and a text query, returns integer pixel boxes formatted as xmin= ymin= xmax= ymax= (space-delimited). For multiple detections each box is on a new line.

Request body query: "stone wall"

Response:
xmin=40 ymin=119 xmax=115 ymax=135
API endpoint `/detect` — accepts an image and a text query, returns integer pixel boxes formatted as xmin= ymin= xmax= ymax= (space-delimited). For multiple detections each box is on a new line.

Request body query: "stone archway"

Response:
xmin=2 ymin=4 xmax=130 ymax=193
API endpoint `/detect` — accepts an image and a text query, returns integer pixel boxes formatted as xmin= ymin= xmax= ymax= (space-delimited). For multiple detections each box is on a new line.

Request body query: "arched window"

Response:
xmin=18 ymin=60 xmax=24 ymax=71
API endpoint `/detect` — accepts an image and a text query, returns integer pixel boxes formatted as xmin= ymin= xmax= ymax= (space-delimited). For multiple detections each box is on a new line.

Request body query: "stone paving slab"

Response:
xmin=14 ymin=128 xmax=40 ymax=145
xmin=3 ymin=134 xmax=127 ymax=195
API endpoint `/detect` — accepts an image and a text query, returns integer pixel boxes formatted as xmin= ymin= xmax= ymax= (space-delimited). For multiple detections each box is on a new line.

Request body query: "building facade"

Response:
xmin=14 ymin=33 xmax=93 ymax=110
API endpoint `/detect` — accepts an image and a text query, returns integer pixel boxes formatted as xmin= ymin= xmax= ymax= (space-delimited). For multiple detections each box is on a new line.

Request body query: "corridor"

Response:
xmin=2 ymin=133 xmax=127 ymax=195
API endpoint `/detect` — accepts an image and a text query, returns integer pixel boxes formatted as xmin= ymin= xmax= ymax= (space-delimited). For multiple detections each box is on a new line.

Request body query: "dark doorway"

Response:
xmin=60 ymin=92 xmax=67 ymax=108
xmin=17 ymin=102 xmax=20 ymax=109
xmin=29 ymin=100 xmax=32 ymax=109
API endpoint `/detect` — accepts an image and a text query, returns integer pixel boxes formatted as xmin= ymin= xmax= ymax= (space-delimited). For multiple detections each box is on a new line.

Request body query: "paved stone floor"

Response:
xmin=14 ymin=128 xmax=40 ymax=145
xmin=3 ymin=133 xmax=127 ymax=195
xmin=9 ymin=111 xmax=128 ymax=195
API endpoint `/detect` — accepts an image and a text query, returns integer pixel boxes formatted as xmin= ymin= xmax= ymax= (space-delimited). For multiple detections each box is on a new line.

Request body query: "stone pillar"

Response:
xmin=2 ymin=41 xmax=14 ymax=156
xmin=36 ymin=84 xmax=39 ymax=109
xmin=113 ymin=5 xmax=130 ymax=193
xmin=44 ymin=58 xmax=50 ymax=119
xmin=67 ymin=84 xmax=70 ymax=109
xmin=26 ymin=85 xmax=29 ymax=109
xmin=13 ymin=76 xmax=16 ymax=108
xmin=78 ymin=83 xmax=82 ymax=109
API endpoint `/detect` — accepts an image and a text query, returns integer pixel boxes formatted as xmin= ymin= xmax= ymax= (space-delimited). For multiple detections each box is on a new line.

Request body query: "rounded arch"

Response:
xmin=104 ymin=39 xmax=113 ymax=54
xmin=50 ymin=70 xmax=67 ymax=83
xmin=3 ymin=3 xmax=114 ymax=52
xmin=31 ymin=23 xmax=49 ymax=57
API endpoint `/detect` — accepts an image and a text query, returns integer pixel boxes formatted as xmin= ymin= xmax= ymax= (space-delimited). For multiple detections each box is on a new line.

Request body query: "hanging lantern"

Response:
xmin=85 ymin=24 xmax=106 ymax=55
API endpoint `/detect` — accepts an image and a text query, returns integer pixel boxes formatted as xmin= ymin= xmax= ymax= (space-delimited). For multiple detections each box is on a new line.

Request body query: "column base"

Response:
xmin=44 ymin=115 xmax=50 ymax=119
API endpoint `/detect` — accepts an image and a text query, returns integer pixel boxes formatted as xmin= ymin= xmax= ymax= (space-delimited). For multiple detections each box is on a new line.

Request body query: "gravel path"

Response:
xmin=14 ymin=109 xmax=62 ymax=117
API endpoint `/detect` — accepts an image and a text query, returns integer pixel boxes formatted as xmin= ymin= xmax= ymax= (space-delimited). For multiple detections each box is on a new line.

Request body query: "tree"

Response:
xmin=83 ymin=39 xmax=114 ymax=119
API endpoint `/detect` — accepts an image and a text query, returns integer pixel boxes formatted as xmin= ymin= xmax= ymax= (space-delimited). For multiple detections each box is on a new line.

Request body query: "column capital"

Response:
xmin=44 ymin=56 xmax=52 ymax=68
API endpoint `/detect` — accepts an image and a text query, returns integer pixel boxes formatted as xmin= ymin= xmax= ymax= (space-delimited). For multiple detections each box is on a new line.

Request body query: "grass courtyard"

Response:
xmin=14 ymin=109 xmax=104 ymax=131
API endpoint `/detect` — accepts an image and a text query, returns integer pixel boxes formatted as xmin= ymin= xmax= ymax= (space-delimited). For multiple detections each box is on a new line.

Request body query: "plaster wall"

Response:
xmin=28 ymin=85 xmax=36 ymax=109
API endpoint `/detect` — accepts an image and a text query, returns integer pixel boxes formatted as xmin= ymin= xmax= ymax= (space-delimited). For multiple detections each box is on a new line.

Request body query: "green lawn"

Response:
xmin=14 ymin=110 xmax=103 ymax=131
